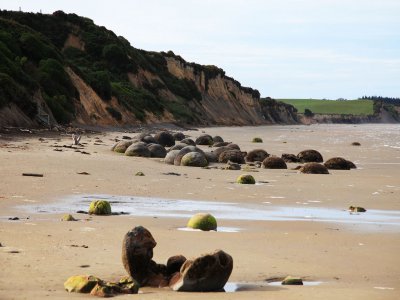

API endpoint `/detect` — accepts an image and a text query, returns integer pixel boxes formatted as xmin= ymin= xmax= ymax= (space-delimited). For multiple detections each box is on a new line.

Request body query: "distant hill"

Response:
xmin=0 ymin=10 xmax=298 ymax=127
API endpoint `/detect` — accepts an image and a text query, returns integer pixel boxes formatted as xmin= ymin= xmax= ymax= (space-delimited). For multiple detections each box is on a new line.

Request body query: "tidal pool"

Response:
xmin=15 ymin=194 xmax=400 ymax=230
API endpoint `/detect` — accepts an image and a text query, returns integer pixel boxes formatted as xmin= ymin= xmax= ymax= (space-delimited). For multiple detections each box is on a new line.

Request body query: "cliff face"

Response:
xmin=0 ymin=10 xmax=298 ymax=127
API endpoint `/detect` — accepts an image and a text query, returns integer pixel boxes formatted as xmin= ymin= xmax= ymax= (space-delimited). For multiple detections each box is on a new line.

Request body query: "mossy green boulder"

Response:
xmin=180 ymin=152 xmax=208 ymax=167
xmin=61 ymin=214 xmax=77 ymax=221
xmin=64 ymin=275 xmax=101 ymax=293
xmin=281 ymin=276 xmax=303 ymax=285
xmin=88 ymin=200 xmax=112 ymax=215
xmin=236 ymin=174 xmax=256 ymax=184
xmin=252 ymin=137 xmax=263 ymax=143
xmin=187 ymin=213 xmax=217 ymax=231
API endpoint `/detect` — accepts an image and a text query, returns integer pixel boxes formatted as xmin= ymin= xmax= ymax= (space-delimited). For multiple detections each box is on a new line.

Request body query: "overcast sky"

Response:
xmin=1 ymin=0 xmax=399 ymax=99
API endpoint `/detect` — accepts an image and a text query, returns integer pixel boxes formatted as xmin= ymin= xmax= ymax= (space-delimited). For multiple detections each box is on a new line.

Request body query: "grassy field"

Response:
xmin=279 ymin=99 xmax=374 ymax=116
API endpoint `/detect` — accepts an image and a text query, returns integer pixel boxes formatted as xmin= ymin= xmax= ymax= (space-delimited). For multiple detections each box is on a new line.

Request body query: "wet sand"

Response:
xmin=0 ymin=124 xmax=399 ymax=299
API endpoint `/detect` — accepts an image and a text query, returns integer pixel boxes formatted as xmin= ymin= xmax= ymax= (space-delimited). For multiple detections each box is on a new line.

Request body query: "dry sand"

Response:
xmin=0 ymin=124 xmax=399 ymax=299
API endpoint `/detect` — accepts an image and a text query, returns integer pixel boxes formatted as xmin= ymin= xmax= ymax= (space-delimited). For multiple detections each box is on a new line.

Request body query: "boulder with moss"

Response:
xmin=174 ymin=146 xmax=204 ymax=166
xmin=181 ymin=152 xmax=208 ymax=167
xmin=349 ymin=206 xmax=366 ymax=213
xmin=187 ymin=213 xmax=217 ymax=231
xmin=195 ymin=134 xmax=214 ymax=146
xmin=64 ymin=275 xmax=101 ymax=293
xmin=281 ymin=276 xmax=303 ymax=285
xmin=113 ymin=140 xmax=134 ymax=153
xmin=252 ymin=137 xmax=263 ymax=143
xmin=125 ymin=142 xmax=151 ymax=157
xmin=61 ymin=214 xmax=77 ymax=221
xmin=236 ymin=174 xmax=256 ymax=184
xmin=88 ymin=200 xmax=112 ymax=215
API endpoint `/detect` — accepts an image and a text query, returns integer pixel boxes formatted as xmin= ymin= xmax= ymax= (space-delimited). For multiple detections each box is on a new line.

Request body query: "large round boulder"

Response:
xmin=154 ymin=131 xmax=175 ymax=147
xmin=125 ymin=142 xmax=151 ymax=157
xmin=173 ymin=132 xmax=185 ymax=141
xmin=180 ymin=138 xmax=196 ymax=146
xmin=141 ymin=135 xmax=157 ymax=144
xmin=113 ymin=140 xmax=133 ymax=153
xmin=227 ymin=143 xmax=240 ymax=150
xmin=297 ymin=149 xmax=323 ymax=163
xmin=164 ymin=150 xmax=180 ymax=165
xmin=170 ymin=250 xmax=233 ymax=292
xmin=324 ymin=157 xmax=356 ymax=170
xmin=187 ymin=213 xmax=217 ymax=231
xmin=219 ymin=150 xmax=245 ymax=164
xmin=195 ymin=134 xmax=214 ymax=146
xmin=174 ymin=146 xmax=204 ymax=166
xmin=181 ymin=152 xmax=208 ymax=167
xmin=204 ymin=151 xmax=218 ymax=163
xmin=147 ymin=144 xmax=167 ymax=158
xmin=212 ymin=136 xmax=224 ymax=143
xmin=262 ymin=157 xmax=287 ymax=169
xmin=89 ymin=200 xmax=112 ymax=215
xmin=299 ymin=162 xmax=329 ymax=174
xmin=245 ymin=149 xmax=269 ymax=162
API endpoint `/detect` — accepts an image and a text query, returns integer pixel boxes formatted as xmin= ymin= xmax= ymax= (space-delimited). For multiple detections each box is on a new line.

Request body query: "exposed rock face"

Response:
xmin=170 ymin=250 xmax=233 ymax=292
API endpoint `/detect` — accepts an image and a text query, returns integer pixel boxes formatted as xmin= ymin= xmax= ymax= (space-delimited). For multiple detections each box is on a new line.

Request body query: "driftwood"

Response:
xmin=22 ymin=173 xmax=43 ymax=177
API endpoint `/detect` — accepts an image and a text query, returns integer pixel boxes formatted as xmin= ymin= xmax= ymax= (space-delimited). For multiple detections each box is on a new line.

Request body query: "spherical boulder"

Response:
xmin=245 ymin=149 xmax=269 ymax=162
xmin=299 ymin=162 xmax=329 ymax=174
xmin=219 ymin=150 xmax=245 ymax=164
xmin=236 ymin=174 xmax=256 ymax=184
xmin=204 ymin=151 xmax=218 ymax=163
xmin=154 ymin=131 xmax=175 ymax=147
xmin=297 ymin=149 xmax=323 ymax=163
xmin=174 ymin=146 xmax=204 ymax=166
xmin=89 ymin=200 xmax=112 ymax=215
xmin=324 ymin=157 xmax=356 ymax=170
xmin=141 ymin=135 xmax=157 ymax=144
xmin=212 ymin=136 xmax=224 ymax=143
xmin=180 ymin=152 xmax=208 ymax=167
xmin=125 ymin=142 xmax=151 ymax=157
xmin=195 ymin=134 xmax=214 ymax=146
xmin=187 ymin=213 xmax=217 ymax=231
xmin=113 ymin=140 xmax=133 ymax=153
xmin=213 ymin=142 xmax=230 ymax=147
xmin=252 ymin=137 xmax=263 ymax=143
xmin=164 ymin=150 xmax=180 ymax=165
xmin=180 ymin=138 xmax=196 ymax=146
xmin=147 ymin=143 xmax=167 ymax=158
xmin=262 ymin=156 xmax=287 ymax=169
xmin=281 ymin=153 xmax=300 ymax=163
xmin=173 ymin=132 xmax=185 ymax=141
xmin=227 ymin=143 xmax=240 ymax=150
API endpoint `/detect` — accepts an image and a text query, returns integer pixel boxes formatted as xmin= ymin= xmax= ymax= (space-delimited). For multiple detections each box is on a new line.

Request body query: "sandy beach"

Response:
xmin=1 ymin=124 xmax=399 ymax=299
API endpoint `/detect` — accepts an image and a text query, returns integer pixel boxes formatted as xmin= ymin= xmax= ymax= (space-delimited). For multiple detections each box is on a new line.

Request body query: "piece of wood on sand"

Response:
xmin=22 ymin=173 xmax=44 ymax=177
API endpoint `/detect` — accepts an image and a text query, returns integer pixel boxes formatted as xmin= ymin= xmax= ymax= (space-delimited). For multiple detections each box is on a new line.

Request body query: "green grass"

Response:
xmin=278 ymin=99 xmax=374 ymax=116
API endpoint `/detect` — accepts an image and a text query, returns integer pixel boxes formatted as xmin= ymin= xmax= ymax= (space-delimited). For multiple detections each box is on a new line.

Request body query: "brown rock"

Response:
xmin=262 ymin=156 xmax=287 ymax=169
xmin=299 ymin=162 xmax=329 ymax=174
xmin=281 ymin=153 xmax=300 ymax=163
xmin=245 ymin=149 xmax=269 ymax=162
xmin=324 ymin=157 xmax=356 ymax=170
xmin=297 ymin=149 xmax=323 ymax=163
xmin=166 ymin=255 xmax=187 ymax=276
xmin=219 ymin=150 xmax=245 ymax=164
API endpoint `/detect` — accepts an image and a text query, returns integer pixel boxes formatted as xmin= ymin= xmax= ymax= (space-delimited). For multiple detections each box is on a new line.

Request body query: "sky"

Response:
xmin=1 ymin=0 xmax=399 ymax=99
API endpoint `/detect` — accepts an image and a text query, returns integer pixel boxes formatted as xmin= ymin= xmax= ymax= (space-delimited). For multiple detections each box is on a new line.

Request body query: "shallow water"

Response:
xmin=224 ymin=281 xmax=323 ymax=292
xmin=15 ymin=194 xmax=400 ymax=230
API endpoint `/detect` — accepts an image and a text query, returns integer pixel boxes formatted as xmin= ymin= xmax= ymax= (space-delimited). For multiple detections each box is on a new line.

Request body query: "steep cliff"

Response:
xmin=0 ymin=10 xmax=298 ymax=127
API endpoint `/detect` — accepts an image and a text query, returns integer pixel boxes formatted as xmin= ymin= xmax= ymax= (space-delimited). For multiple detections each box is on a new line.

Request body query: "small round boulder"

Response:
xmin=89 ymin=200 xmax=112 ymax=215
xmin=262 ymin=157 xmax=287 ymax=169
xmin=187 ymin=213 xmax=217 ymax=231
xmin=252 ymin=137 xmax=263 ymax=143
xmin=195 ymin=134 xmax=214 ymax=146
xmin=299 ymin=163 xmax=329 ymax=174
xmin=236 ymin=174 xmax=256 ymax=184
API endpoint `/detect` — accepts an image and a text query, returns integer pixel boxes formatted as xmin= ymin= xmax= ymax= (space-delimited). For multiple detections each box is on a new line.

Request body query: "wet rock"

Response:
xmin=262 ymin=156 xmax=287 ymax=169
xmin=349 ymin=206 xmax=366 ymax=213
xmin=180 ymin=138 xmax=196 ymax=146
xmin=219 ymin=150 xmax=245 ymax=164
xmin=236 ymin=174 xmax=256 ymax=184
xmin=297 ymin=149 xmax=323 ymax=163
xmin=212 ymin=136 xmax=224 ymax=143
xmin=113 ymin=140 xmax=133 ymax=153
xmin=299 ymin=163 xmax=329 ymax=174
xmin=195 ymin=134 xmax=214 ymax=146
xmin=187 ymin=213 xmax=217 ymax=231
xmin=125 ymin=142 xmax=151 ymax=157
xmin=282 ymin=276 xmax=303 ymax=285
xmin=154 ymin=131 xmax=175 ymax=147
xmin=213 ymin=142 xmax=230 ymax=147
xmin=281 ymin=153 xmax=300 ymax=163
xmin=170 ymin=250 xmax=233 ymax=292
xmin=147 ymin=143 xmax=167 ymax=158
xmin=223 ymin=160 xmax=241 ymax=170
xmin=173 ymin=132 xmax=185 ymax=141
xmin=61 ymin=214 xmax=77 ymax=221
xmin=252 ymin=137 xmax=263 ymax=143
xmin=89 ymin=200 xmax=112 ymax=215
xmin=64 ymin=275 xmax=101 ymax=293
xmin=167 ymin=255 xmax=187 ymax=275
xmin=324 ymin=157 xmax=356 ymax=170
xmin=246 ymin=149 xmax=269 ymax=162
xmin=122 ymin=226 xmax=165 ymax=286
xmin=174 ymin=146 xmax=204 ymax=166
xmin=164 ymin=150 xmax=180 ymax=165
xmin=141 ymin=135 xmax=157 ymax=144
xmin=181 ymin=152 xmax=208 ymax=167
